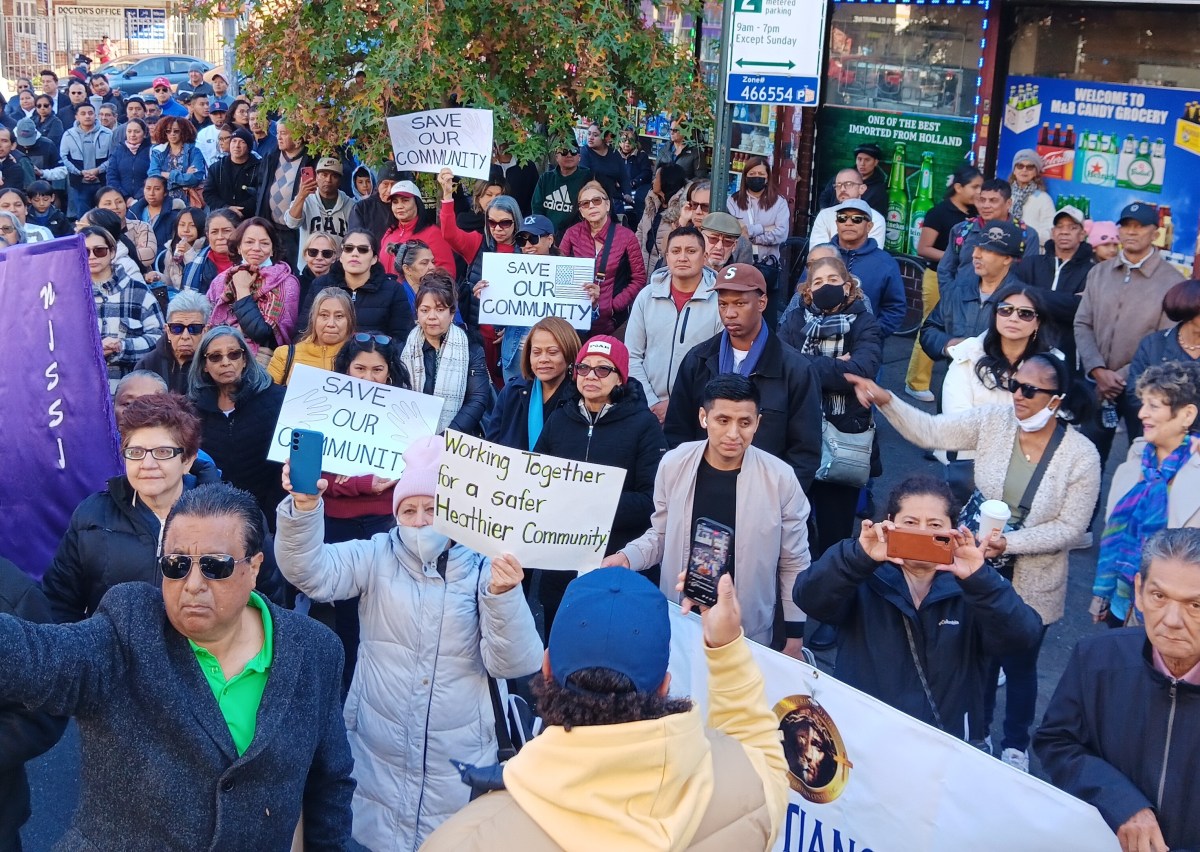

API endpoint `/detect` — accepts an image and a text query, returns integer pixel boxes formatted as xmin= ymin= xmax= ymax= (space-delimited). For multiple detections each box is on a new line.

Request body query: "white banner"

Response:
xmin=268 ymin=364 xmax=443 ymax=478
xmin=666 ymin=609 xmax=1120 ymax=852
xmin=434 ymin=431 xmax=622 ymax=571
xmin=477 ymin=253 xmax=595 ymax=330
xmin=387 ymin=108 xmax=494 ymax=181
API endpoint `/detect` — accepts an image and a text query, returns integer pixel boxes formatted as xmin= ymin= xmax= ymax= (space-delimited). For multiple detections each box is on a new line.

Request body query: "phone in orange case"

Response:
xmin=885 ymin=528 xmax=955 ymax=564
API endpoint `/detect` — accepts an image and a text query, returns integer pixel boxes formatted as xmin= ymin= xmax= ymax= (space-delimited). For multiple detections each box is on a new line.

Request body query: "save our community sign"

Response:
xmin=726 ymin=0 xmax=825 ymax=106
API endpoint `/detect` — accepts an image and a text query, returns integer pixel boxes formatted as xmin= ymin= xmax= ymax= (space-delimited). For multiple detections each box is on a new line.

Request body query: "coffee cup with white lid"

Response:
xmin=977 ymin=500 xmax=1012 ymax=544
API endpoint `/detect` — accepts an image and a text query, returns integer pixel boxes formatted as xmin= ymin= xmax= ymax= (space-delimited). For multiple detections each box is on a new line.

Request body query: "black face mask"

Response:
xmin=745 ymin=176 xmax=768 ymax=192
xmin=811 ymin=284 xmax=847 ymax=313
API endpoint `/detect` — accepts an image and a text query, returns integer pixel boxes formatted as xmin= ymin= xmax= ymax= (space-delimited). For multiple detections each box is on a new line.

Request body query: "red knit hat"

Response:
xmin=576 ymin=335 xmax=629 ymax=382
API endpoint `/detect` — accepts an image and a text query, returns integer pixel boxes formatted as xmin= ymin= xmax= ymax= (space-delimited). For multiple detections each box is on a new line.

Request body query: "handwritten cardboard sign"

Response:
xmin=477 ymin=253 xmax=594 ymax=330
xmin=434 ymin=431 xmax=622 ymax=571
xmin=268 ymin=364 xmax=443 ymax=477
xmin=387 ymin=108 xmax=494 ymax=181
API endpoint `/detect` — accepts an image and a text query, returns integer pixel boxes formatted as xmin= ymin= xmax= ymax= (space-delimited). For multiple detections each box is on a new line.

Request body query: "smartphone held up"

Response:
xmin=683 ymin=518 xmax=734 ymax=608
xmin=288 ymin=429 xmax=325 ymax=495
xmin=885 ymin=527 xmax=955 ymax=565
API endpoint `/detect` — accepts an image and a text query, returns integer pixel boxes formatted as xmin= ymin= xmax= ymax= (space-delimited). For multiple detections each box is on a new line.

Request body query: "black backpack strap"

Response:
xmin=282 ymin=344 xmax=297 ymax=384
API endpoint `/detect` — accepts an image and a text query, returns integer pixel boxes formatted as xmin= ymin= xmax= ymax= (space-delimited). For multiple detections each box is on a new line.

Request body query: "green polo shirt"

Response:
xmin=189 ymin=592 xmax=274 ymax=756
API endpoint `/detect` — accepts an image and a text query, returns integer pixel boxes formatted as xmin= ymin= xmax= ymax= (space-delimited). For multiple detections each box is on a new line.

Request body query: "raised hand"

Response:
xmin=281 ymin=460 xmax=327 ymax=513
xmin=489 ymin=552 xmax=524 ymax=595
xmin=844 ymin=373 xmax=891 ymax=409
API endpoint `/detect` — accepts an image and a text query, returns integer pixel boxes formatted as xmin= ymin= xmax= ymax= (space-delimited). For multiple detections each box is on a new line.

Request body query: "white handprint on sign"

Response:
xmin=280 ymin=389 xmax=332 ymax=429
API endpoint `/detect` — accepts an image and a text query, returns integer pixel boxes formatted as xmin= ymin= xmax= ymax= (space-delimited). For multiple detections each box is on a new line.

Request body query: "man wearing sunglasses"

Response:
xmin=2 ymin=483 xmax=354 ymax=847
xmin=699 ymin=212 xmax=752 ymax=271
xmin=831 ymin=198 xmax=907 ymax=337
xmin=532 ymin=141 xmax=593 ymax=240
xmin=921 ymin=220 xmax=1026 ymax=363
xmin=809 ymin=168 xmax=885 ymax=247
xmin=134 ymin=289 xmax=213 ymax=394
xmin=149 ymin=76 xmax=188 ymax=119
xmin=285 ymin=157 xmax=351 ymax=272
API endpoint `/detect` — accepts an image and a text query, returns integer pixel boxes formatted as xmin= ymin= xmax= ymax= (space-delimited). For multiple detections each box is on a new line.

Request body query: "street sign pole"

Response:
xmin=709 ymin=0 xmax=736 ymax=203
xmin=222 ymin=16 xmax=239 ymax=99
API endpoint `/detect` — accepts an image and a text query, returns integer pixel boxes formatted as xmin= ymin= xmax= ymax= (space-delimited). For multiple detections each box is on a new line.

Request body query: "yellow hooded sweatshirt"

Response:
xmin=421 ymin=632 xmax=789 ymax=852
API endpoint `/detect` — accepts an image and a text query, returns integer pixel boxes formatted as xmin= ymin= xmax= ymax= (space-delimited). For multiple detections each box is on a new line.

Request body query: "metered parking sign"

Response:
xmin=726 ymin=0 xmax=826 ymax=106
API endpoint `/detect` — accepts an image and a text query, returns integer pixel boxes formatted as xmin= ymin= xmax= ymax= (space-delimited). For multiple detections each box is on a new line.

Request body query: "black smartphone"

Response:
xmin=288 ymin=428 xmax=324 ymax=495
xmin=683 ymin=518 xmax=734 ymax=608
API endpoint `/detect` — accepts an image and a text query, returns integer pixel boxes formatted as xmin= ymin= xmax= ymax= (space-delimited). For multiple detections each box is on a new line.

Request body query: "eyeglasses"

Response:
xmin=205 ymin=349 xmax=245 ymax=364
xmin=86 ymin=245 xmax=111 ymax=257
xmin=342 ymin=244 xmax=372 ymax=255
xmin=578 ymin=196 xmax=607 ymax=209
xmin=167 ymin=322 xmax=204 ymax=335
xmin=685 ymin=201 xmax=711 ymax=213
xmin=703 ymin=232 xmax=738 ymax=247
xmin=834 ymin=180 xmax=864 ymax=190
xmin=486 ymin=218 xmax=515 ymax=229
xmin=996 ymin=303 xmax=1038 ymax=322
xmin=0 ymin=226 xmax=14 ymax=236
xmin=354 ymin=333 xmax=392 ymax=345
xmin=123 ymin=446 xmax=184 ymax=461
xmin=515 ymin=233 xmax=544 ymax=247
xmin=153 ymin=87 xmax=169 ymax=93
xmin=1005 ymin=378 xmax=1056 ymax=398
xmin=836 ymin=214 xmax=870 ymax=225
xmin=305 ymin=248 xmax=336 ymax=259
xmin=575 ymin=363 xmax=617 ymax=378
xmin=159 ymin=553 xmax=251 ymax=581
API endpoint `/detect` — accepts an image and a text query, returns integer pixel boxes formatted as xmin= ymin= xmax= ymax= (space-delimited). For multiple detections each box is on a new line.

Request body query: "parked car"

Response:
xmin=95 ymin=54 xmax=213 ymax=95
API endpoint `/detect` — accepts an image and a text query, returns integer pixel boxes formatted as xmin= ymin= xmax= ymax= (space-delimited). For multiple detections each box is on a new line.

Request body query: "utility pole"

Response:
xmin=708 ymin=0 xmax=735 ymax=203
xmin=222 ymin=16 xmax=238 ymax=99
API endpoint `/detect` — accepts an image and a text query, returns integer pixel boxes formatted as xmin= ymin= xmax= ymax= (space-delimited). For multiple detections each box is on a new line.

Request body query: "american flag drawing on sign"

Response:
xmin=554 ymin=264 xmax=592 ymax=300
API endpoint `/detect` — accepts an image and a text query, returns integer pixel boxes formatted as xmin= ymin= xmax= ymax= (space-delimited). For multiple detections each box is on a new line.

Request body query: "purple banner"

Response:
xmin=0 ymin=236 xmax=123 ymax=579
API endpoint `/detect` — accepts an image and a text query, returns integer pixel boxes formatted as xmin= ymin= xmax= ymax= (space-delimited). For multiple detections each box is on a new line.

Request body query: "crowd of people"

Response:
xmin=0 ymin=66 xmax=1197 ymax=852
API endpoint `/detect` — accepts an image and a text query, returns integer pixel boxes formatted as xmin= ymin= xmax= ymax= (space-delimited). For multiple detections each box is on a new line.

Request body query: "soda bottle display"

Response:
xmin=885 ymin=143 xmax=910 ymax=253
xmin=908 ymin=152 xmax=935 ymax=254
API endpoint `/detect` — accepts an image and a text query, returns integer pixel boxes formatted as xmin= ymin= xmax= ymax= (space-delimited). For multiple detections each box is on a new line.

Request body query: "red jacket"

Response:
xmin=380 ymin=220 xmax=456 ymax=277
xmin=558 ymin=220 xmax=647 ymax=336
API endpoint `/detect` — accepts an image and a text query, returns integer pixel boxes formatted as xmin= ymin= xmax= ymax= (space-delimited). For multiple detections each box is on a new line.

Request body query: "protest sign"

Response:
xmin=434 ymin=430 xmax=622 ymax=571
xmin=0 ymin=236 xmax=123 ymax=579
xmin=666 ymin=608 xmax=1120 ymax=852
xmin=477 ymin=253 xmax=594 ymax=330
xmin=387 ymin=108 xmax=494 ymax=181
xmin=268 ymin=364 xmax=443 ymax=478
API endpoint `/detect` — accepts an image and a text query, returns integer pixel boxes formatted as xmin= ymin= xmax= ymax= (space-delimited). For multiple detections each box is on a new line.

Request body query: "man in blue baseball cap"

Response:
xmin=424 ymin=568 xmax=789 ymax=851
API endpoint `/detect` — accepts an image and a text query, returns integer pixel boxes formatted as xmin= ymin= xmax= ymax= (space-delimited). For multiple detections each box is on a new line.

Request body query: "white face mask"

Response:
xmin=1016 ymin=399 xmax=1061 ymax=432
xmin=397 ymin=525 xmax=450 ymax=564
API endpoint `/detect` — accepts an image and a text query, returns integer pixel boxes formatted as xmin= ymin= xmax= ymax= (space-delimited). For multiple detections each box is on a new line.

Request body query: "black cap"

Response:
xmin=976 ymin=220 xmax=1025 ymax=259
xmin=1118 ymin=202 xmax=1158 ymax=227
xmin=854 ymin=142 xmax=883 ymax=161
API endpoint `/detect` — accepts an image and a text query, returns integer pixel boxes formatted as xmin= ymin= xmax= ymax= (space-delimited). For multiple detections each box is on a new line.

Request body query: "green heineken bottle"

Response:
xmin=885 ymin=143 xmax=910 ymax=253
xmin=907 ymin=151 xmax=935 ymax=255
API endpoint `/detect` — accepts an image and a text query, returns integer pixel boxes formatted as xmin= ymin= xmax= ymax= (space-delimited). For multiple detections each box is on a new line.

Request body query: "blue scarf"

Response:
xmin=718 ymin=322 xmax=769 ymax=376
xmin=1096 ymin=439 xmax=1192 ymax=622
xmin=527 ymin=380 xmax=545 ymax=450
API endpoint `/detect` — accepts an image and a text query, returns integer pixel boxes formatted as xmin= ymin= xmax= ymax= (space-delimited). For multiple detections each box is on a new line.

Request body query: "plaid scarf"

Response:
xmin=1009 ymin=181 xmax=1036 ymax=223
xmin=222 ymin=264 xmax=287 ymax=340
xmin=1096 ymin=439 xmax=1192 ymax=623
xmin=798 ymin=303 xmax=855 ymax=416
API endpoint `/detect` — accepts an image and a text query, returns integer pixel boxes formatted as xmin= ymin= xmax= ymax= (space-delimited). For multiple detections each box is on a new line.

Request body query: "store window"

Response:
xmin=826 ymin=2 xmax=985 ymax=119
xmin=1009 ymin=7 xmax=1200 ymax=89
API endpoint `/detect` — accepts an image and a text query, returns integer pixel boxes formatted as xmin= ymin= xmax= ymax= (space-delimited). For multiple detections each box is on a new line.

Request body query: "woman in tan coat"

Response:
xmin=846 ymin=352 xmax=1100 ymax=773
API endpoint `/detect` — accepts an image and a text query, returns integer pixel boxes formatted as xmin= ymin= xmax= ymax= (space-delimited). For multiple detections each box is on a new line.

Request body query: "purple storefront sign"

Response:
xmin=0 ymin=236 xmax=123 ymax=579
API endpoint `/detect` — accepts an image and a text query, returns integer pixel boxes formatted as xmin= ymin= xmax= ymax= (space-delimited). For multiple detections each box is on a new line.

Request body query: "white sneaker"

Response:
xmin=1001 ymin=748 xmax=1029 ymax=773
xmin=905 ymin=385 xmax=935 ymax=403
xmin=997 ymin=668 xmax=1006 ymax=687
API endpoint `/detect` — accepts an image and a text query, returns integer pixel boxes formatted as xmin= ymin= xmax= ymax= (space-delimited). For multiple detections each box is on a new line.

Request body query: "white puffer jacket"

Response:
xmin=275 ymin=498 xmax=544 ymax=852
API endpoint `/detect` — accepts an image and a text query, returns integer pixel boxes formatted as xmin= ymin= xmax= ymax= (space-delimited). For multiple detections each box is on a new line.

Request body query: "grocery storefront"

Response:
xmin=993 ymin=0 xmax=1200 ymax=267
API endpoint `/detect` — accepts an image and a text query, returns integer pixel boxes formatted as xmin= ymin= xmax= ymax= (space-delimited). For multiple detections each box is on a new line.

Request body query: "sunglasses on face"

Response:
xmin=305 ymin=248 xmax=336 ymax=259
xmin=342 ymin=244 xmax=372 ymax=255
xmin=154 ymin=87 xmax=169 ymax=93
xmin=487 ymin=218 xmax=514 ymax=229
xmin=836 ymin=213 xmax=870 ymax=225
xmin=685 ymin=201 xmax=711 ymax=213
xmin=704 ymin=232 xmax=738 ymax=247
xmin=167 ymin=322 xmax=204 ymax=335
xmin=159 ymin=553 xmax=250 ymax=581
xmin=558 ymin=149 xmax=579 ymax=157
xmin=123 ymin=446 xmax=184 ymax=461
xmin=205 ymin=349 xmax=245 ymax=364
xmin=515 ymin=233 xmax=544 ymax=247
xmin=86 ymin=245 xmax=111 ymax=257
xmin=578 ymin=196 xmax=606 ymax=209
xmin=0 ymin=226 xmax=14 ymax=236
xmin=575 ymin=363 xmax=617 ymax=378
xmin=1005 ymin=378 xmax=1056 ymax=398
xmin=36 ymin=103 xmax=52 ymax=109
xmin=354 ymin=333 xmax=392 ymax=345
xmin=996 ymin=303 xmax=1038 ymax=322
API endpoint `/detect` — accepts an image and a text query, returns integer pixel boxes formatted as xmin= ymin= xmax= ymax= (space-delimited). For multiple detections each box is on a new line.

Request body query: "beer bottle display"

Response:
xmin=908 ymin=152 xmax=935 ymax=256
xmin=885 ymin=143 xmax=910 ymax=253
